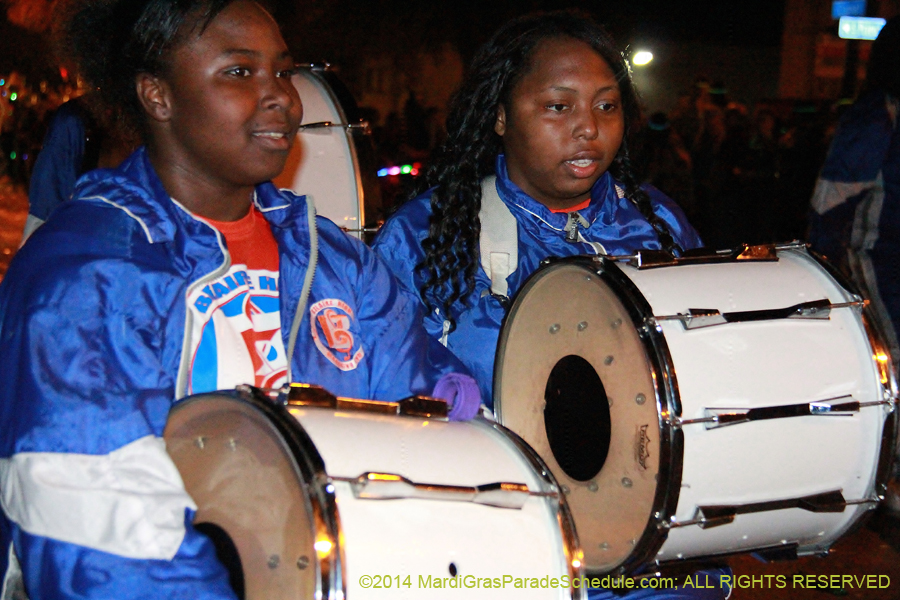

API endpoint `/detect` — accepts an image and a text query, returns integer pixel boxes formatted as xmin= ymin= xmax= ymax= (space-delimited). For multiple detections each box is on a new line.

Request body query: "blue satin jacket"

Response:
xmin=374 ymin=155 xmax=703 ymax=410
xmin=0 ymin=148 xmax=470 ymax=599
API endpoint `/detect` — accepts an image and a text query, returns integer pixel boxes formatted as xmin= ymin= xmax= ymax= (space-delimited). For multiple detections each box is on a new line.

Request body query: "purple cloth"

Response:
xmin=432 ymin=372 xmax=482 ymax=421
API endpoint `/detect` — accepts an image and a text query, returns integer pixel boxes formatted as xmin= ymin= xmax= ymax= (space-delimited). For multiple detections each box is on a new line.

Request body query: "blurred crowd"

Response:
xmin=0 ymin=71 xmax=79 ymax=186
xmin=633 ymin=77 xmax=841 ymax=250
xmin=2 ymin=68 xmax=851 ymax=251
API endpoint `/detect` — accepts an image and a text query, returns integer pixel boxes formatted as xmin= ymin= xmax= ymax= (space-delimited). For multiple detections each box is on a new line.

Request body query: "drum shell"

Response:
xmin=292 ymin=406 xmax=581 ymax=599
xmin=626 ymin=249 xmax=888 ymax=560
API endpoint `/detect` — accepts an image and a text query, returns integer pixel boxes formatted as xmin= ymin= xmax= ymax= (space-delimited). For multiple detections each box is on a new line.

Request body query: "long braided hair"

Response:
xmin=418 ymin=10 xmax=681 ymax=330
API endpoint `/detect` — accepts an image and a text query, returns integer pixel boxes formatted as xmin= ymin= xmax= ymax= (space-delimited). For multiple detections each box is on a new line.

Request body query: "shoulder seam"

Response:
xmin=82 ymin=195 xmax=154 ymax=244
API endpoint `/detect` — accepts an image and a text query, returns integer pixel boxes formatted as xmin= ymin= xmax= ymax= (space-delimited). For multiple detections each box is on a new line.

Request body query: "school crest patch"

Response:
xmin=310 ymin=298 xmax=365 ymax=371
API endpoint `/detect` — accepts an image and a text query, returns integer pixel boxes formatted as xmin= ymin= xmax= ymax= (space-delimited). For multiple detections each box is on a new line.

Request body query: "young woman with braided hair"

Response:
xmin=375 ymin=11 xmax=701 ymax=410
xmin=374 ymin=12 xmax=732 ymax=600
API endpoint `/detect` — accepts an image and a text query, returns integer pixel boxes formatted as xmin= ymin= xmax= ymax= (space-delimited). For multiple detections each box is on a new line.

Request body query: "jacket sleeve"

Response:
xmin=0 ymin=222 xmax=237 ymax=599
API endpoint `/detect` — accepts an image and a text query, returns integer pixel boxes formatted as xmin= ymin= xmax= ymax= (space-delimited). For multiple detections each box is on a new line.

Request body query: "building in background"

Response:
xmin=779 ymin=0 xmax=900 ymax=99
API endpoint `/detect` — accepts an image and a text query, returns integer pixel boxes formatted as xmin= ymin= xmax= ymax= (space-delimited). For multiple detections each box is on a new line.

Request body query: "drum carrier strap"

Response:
xmin=478 ymin=177 xmax=626 ymax=301
xmin=478 ymin=175 xmax=518 ymax=301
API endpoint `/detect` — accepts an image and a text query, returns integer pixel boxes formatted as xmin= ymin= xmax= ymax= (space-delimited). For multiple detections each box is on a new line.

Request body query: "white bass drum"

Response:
xmin=165 ymin=385 xmax=584 ymax=599
xmin=494 ymin=244 xmax=898 ymax=576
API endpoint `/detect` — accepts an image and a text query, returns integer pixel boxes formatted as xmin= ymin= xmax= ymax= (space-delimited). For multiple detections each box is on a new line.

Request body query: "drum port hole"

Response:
xmin=449 ymin=562 xmax=458 ymax=577
xmin=195 ymin=522 xmax=245 ymax=600
xmin=544 ymin=355 xmax=612 ymax=482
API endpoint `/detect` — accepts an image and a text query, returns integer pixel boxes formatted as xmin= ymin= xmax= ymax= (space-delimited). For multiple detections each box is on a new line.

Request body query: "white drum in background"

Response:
xmin=165 ymin=385 xmax=584 ymax=600
xmin=494 ymin=243 xmax=898 ymax=576
xmin=273 ymin=64 xmax=380 ymax=240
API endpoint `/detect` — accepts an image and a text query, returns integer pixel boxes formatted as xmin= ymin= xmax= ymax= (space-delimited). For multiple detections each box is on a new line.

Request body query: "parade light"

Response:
xmin=10 ymin=92 xmax=17 ymax=102
xmin=377 ymin=163 xmax=422 ymax=177
xmin=632 ymin=51 xmax=653 ymax=66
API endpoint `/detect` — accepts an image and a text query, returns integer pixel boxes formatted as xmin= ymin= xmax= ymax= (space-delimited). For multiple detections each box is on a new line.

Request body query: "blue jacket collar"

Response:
xmin=74 ymin=147 xmax=307 ymax=243
xmin=493 ymin=154 xmax=620 ymax=230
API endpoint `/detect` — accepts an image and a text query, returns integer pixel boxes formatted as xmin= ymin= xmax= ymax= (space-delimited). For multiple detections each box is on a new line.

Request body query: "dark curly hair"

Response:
xmin=55 ymin=0 xmax=254 ymax=137
xmin=417 ymin=10 xmax=682 ymax=330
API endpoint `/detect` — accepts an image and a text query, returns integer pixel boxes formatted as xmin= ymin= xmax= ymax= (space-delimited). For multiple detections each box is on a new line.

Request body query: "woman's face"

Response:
xmin=149 ymin=0 xmax=302 ymax=209
xmin=495 ymin=36 xmax=624 ymax=211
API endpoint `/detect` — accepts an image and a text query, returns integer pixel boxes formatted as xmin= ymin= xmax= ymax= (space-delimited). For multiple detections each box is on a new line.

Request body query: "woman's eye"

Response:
xmin=225 ymin=66 xmax=251 ymax=77
xmin=277 ymin=67 xmax=298 ymax=79
xmin=546 ymin=103 xmax=568 ymax=112
xmin=597 ymin=102 xmax=618 ymax=112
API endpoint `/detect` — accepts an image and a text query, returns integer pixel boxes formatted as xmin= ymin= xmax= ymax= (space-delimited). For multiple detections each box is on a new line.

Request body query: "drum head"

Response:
xmin=495 ymin=259 xmax=670 ymax=574
xmin=165 ymin=394 xmax=320 ymax=600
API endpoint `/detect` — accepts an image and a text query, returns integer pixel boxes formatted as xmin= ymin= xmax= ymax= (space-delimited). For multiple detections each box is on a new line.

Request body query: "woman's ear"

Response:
xmin=135 ymin=73 xmax=172 ymax=122
xmin=494 ymin=104 xmax=507 ymax=136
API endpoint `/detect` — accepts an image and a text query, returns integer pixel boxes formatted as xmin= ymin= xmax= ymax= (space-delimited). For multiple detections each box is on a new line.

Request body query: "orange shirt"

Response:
xmin=187 ymin=205 xmax=286 ymax=392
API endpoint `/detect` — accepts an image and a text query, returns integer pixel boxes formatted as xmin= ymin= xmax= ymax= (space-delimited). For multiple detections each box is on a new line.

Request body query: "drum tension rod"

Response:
xmin=331 ymin=472 xmax=557 ymax=510
xmin=662 ymin=490 xmax=877 ymax=530
xmin=677 ymin=395 xmax=893 ymax=429
xmin=654 ymin=299 xmax=866 ymax=330
xmin=298 ymin=120 xmax=371 ymax=133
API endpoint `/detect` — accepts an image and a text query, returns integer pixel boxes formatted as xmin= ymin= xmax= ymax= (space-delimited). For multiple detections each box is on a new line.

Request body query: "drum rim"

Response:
xmin=805 ymin=246 xmax=900 ymax=517
xmin=494 ymin=254 xmax=685 ymax=576
xmin=475 ymin=417 xmax=586 ymax=599
xmin=166 ymin=386 xmax=346 ymax=600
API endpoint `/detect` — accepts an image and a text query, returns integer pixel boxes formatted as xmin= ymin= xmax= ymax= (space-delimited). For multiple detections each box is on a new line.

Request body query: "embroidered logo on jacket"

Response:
xmin=310 ymin=298 xmax=364 ymax=371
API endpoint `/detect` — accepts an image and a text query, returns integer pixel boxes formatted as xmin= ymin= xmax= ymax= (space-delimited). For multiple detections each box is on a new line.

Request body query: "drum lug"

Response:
xmin=751 ymin=544 xmax=800 ymax=562
xmin=334 ymin=471 xmax=545 ymax=510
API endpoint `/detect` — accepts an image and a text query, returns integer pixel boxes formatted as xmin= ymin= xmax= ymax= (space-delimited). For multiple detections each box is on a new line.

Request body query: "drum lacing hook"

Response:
xmin=479 ymin=288 xmax=510 ymax=309
xmin=491 ymin=292 xmax=510 ymax=309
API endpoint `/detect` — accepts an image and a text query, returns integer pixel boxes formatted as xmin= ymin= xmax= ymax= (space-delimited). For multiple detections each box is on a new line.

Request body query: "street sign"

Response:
xmin=838 ymin=16 xmax=886 ymax=40
xmin=832 ymin=0 xmax=866 ymax=19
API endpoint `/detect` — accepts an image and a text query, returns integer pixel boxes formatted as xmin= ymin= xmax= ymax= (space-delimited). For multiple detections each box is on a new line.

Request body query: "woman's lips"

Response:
xmin=564 ymin=157 xmax=601 ymax=178
xmin=252 ymin=130 xmax=293 ymax=151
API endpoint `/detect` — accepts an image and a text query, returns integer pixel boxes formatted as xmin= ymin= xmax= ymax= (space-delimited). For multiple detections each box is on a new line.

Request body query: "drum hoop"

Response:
xmin=475 ymin=417 xmax=586 ymax=599
xmin=494 ymin=254 xmax=685 ymax=576
xmin=805 ymin=247 xmax=899 ymax=509
xmin=169 ymin=386 xmax=346 ymax=600
xmin=298 ymin=65 xmax=367 ymax=235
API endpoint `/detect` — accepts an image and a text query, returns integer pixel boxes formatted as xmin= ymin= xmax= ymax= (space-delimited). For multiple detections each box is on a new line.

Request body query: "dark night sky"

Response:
xmin=3 ymin=0 xmax=788 ymax=110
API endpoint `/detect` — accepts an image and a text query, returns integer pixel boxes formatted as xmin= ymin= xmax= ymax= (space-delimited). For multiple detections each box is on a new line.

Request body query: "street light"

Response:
xmin=632 ymin=51 xmax=654 ymax=66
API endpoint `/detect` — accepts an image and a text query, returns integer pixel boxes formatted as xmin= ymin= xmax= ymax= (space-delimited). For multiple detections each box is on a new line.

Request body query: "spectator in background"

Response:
xmin=633 ymin=111 xmax=695 ymax=221
xmin=808 ymin=16 xmax=900 ymax=372
xmin=23 ymin=93 xmax=137 ymax=241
